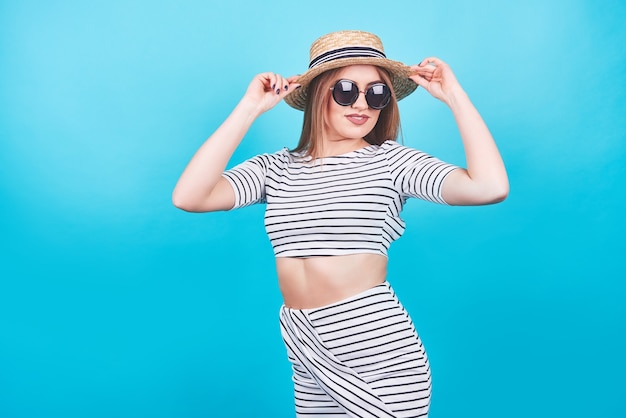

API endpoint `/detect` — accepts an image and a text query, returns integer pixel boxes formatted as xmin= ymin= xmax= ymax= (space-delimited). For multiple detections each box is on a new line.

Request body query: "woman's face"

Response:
xmin=324 ymin=65 xmax=384 ymax=143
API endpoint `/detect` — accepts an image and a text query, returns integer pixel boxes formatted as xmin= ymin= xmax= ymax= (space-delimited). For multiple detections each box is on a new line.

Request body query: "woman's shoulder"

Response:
xmin=255 ymin=147 xmax=310 ymax=167
xmin=379 ymin=139 xmax=417 ymax=155
xmin=378 ymin=140 xmax=438 ymax=165
xmin=253 ymin=147 xmax=294 ymax=160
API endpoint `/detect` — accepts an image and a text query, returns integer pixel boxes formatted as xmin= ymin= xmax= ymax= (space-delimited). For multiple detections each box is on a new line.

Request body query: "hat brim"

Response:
xmin=284 ymin=57 xmax=418 ymax=111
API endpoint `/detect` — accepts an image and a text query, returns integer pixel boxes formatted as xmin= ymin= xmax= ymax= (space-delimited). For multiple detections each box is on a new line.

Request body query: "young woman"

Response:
xmin=173 ymin=30 xmax=508 ymax=417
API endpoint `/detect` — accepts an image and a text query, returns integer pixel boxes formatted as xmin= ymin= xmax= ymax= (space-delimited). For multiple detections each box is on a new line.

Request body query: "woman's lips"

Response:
xmin=346 ymin=114 xmax=369 ymax=125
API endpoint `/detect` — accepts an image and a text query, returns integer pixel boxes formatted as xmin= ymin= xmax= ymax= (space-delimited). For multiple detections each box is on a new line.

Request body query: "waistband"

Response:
xmin=280 ymin=280 xmax=393 ymax=315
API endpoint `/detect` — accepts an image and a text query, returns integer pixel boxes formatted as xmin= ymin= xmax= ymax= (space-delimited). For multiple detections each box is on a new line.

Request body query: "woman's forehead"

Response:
xmin=335 ymin=64 xmax=382 ymax=80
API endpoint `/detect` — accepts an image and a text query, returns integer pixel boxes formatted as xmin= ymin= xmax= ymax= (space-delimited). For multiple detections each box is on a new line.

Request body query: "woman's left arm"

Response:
xmin=409 ymin=58 xmax=509 ymax=206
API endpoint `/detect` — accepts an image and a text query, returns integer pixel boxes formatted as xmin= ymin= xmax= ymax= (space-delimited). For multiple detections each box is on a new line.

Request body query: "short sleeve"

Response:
xmin=221 ymin=153 xmax=273 ymax=209
xmin=383 ymin=141 xmax=459 ymax=205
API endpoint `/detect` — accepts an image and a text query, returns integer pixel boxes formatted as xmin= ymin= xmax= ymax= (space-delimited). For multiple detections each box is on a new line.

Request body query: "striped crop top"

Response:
xmin=222 ymin=140 xmax=458 ymax=258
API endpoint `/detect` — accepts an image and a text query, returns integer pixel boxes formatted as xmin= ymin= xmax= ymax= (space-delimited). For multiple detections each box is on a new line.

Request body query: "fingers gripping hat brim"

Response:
xmin=284 ymin=30 xmax=418 ymax=111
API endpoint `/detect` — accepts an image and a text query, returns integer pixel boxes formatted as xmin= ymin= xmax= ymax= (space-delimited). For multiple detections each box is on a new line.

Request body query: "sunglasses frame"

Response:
xmin=330 ymin=79 xmax=392 ymax=110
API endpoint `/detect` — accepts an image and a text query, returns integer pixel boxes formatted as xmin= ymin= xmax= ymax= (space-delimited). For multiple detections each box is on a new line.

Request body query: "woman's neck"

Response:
xmin=317 ymin=137 xmax=369 ymax=158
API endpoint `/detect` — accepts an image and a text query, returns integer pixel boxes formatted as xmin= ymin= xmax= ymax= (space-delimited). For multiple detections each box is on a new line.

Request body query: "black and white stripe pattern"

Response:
xmin=309 ymin=46 xmax=387 ymax=69
xmin=280 ymin=282 xmax=432 ymax=417
xmin=222 ymin=140 xmax=458 ymax=258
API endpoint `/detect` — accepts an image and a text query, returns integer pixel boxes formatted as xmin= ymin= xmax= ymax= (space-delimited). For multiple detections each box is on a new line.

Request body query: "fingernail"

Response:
xmin=295 ymin=85 xmax=302 ymax=89
xmin=284 ymin=85 xmax=289 ymax=91
xmin=276 ymin=89 xmax=280 ymax=94
xmin=272 ymin=84 xmax=276 ymax=89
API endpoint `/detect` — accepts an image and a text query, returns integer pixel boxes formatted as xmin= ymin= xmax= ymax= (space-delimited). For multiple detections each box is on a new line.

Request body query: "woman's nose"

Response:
xmin=351 ymin=90 xmax=369 ymax=109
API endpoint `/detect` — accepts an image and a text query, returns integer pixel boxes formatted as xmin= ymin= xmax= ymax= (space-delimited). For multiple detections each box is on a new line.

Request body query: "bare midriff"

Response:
xmin=276 ymin=253 xmax=388 ymax=310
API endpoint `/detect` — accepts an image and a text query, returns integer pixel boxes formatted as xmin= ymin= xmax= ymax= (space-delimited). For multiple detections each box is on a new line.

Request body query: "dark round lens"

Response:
xmin=332 ymin=80 xmax=359 ymax=106
xmin=365 ymin=84 xmax=391 ymax=110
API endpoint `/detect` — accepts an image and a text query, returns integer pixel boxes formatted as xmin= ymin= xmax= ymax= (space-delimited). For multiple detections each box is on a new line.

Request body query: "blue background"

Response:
xmin=1 ymin=1 xmax=624 ymax=417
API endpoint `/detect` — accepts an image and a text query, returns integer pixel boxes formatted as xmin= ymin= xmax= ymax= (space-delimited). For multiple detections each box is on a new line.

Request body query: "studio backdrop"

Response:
xmin=1 ymin=1 xmax=624 ymax=417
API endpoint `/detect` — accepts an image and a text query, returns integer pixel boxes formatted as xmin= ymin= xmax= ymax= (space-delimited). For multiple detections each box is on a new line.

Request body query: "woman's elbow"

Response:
xmin=171 ymin=184 xmax=234 ymax=212
xmin=172 ymin=189 xmax=199 ymax=212
xmin=444 ymin=171 xmax=509 ymax=205
xmin=488 ymin=180 xmax=510 ymax=204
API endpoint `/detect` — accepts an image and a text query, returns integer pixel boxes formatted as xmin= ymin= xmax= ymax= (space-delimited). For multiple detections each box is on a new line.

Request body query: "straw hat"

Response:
xmin=284 ymin=30 xmax=417 ymax=111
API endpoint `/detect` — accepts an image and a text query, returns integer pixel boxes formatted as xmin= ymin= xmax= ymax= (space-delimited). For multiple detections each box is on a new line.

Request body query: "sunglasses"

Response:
xmin=330 ymin=79 xmax=392 ymax=110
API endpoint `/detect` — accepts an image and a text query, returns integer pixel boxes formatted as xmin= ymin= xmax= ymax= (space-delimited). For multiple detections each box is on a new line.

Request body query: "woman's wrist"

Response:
xmin=234 ymin=96 xmax=266 ymax=122
xmin=446 ymin=85 xmax=470 ymax=112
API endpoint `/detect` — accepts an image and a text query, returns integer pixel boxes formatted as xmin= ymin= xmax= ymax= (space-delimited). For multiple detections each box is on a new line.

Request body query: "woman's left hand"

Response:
xmin=409 ymin=57 xmax=463 ymax=106
xmin=409 ymin=57 xmax=509 ymax=206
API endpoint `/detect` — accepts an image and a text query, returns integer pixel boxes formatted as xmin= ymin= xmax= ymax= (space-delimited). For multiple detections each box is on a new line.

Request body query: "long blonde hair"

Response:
xmin=291 ymin=66 xmax=401 ymax=159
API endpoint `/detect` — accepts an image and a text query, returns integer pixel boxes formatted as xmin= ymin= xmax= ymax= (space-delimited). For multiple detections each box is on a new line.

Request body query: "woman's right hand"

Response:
xmin=242 ymin=72 xmax=300 ymax=114
xmin=172 ymin=72 xmax=300 ymax=212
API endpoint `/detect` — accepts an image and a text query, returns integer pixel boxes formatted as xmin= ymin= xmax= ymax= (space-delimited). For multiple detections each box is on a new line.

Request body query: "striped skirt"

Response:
xmin=279 ymin=281 xmax=432 ymax=417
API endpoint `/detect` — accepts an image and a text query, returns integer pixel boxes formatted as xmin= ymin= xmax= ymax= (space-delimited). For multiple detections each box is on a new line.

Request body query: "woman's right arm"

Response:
xmin=172 ymin=73 xmax=299 ymax=212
